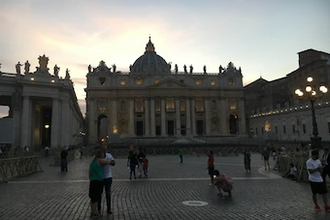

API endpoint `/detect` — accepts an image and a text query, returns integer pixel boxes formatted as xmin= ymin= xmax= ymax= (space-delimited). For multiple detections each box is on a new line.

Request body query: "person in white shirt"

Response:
xmin=98 ymin=145 xmax=115 ymax=215
xmin=306 ymin=150 xmax=330 ymax=212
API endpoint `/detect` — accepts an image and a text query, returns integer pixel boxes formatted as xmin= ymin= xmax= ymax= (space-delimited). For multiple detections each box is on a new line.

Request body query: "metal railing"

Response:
xmin=0 ymin=155 xmax=43 ymax=183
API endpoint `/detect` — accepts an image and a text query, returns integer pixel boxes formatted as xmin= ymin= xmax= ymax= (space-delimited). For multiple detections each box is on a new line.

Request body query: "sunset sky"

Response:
xmin=0 ymin=0 xmax=330 ymax=116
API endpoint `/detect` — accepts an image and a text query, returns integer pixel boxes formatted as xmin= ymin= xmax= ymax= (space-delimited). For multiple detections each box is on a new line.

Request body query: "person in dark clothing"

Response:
xmin=60 ymin=147 xmax=68 ymax=172
xmin=127 ymin=145 xmax=138 ymax=180
xmin=322 ymin=148 xmax=330 ymax=185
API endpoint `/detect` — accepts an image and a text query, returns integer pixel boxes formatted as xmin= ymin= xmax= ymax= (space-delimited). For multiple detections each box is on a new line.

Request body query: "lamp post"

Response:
xmin=294 ymin=76 xmax=328 ymax=149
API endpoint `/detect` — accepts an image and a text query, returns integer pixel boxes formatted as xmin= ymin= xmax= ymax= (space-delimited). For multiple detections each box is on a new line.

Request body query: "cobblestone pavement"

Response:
xmin=1 ymin=153 xmax=330 ymax=220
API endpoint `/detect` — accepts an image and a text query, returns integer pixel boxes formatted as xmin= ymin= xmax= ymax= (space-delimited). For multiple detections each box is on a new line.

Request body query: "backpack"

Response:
xmin=223 ymin=174 xmax=233 ymax=185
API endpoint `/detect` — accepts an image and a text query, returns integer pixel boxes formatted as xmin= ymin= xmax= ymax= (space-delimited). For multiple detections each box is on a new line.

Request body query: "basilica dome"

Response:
xmin=130 ymin=37 xmax=171 ymax=75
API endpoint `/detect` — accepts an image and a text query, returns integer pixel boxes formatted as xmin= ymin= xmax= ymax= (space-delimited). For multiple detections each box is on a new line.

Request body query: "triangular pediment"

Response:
xmin=149 ymin=78 xmax=188 ymax=89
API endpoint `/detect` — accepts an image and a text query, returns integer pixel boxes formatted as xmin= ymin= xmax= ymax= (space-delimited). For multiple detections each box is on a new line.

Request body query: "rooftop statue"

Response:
xmin=38 ymin=55 xmax=49 ymax=72
xmin=88 ymin=65 xmax=92 ymax=73
xmin=24 ymin=61 xmax=30 ymax=74
xmin=112 ymin=64 xmax=116 ymax=73
xmin=203 ymin=65 xmax=206 ymax=74
xmin=183 ymin=65 xmax=187 ymax=73
xmin=189 ymin=65 xmax=193 ymax=73
xmin=54 ymin=64 xmax=60 ymax=76
xmin=15 ymin=62 xmax=22 ymax=74
xmin=219 ymin=65 xmax=224 ymax=74
xmin=174 ymin=64 xmax=178 ymax=73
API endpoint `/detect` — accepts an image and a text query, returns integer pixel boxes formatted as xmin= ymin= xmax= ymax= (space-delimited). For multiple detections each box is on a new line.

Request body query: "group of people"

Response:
xmin=127 ymin=145 xmax=149 ymax=180
xmin=207 ymin=150 xmax=234 ymax=197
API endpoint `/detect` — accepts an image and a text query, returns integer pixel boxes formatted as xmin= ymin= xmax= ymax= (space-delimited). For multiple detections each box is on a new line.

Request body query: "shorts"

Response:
xmin=89 ymin=180 xmax=103 ymax=203
xmin=309 ymin=181 xmax=327 ymax=195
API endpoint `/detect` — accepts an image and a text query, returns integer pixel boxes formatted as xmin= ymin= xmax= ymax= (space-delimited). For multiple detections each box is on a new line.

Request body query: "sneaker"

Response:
xmin=325 ymin=205 xmax=330 ymax=212
xmin=315 ymin=205 xmax=321 ymax=211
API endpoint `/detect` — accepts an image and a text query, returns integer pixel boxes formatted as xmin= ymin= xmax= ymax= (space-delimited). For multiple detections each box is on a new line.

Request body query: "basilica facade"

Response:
xmin=85 ymin=37 xmax=247 ymax=144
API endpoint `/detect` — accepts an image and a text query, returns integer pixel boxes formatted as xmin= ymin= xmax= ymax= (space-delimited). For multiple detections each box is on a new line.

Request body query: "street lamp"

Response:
xmin=294 ymin=76 xmax=328 ymax=149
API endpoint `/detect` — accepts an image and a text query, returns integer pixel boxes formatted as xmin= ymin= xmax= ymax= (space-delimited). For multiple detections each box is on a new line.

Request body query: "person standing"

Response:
xmin=60 ymin=147 xmax=68 ymax=172
xmin=207 ymin=150 xmax=215 ymax=185
xmin=306 ymin=150 xmax=330 ymax=212
xmin=127 ymin=145 xmax=138 ymax=180
xmin=244 ymin=148 xmax=251 ymax=173
xmin=322 ymin=148 xmax=330 ymax=185
xmin=99 ymin=145 xmax=115 ymax=214
xmin=261 ymin=147 xmax=270 ymax=170
xmin=178 ymin=147 xmax=183 ymax=163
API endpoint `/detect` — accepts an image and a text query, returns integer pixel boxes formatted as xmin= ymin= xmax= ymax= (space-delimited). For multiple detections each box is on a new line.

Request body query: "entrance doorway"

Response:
xmin=229 ymin=114 xmax=238 ymax=134
xmin=136 ymin=121 xmax=143 ymax=136
xmin=196 ymin=120 xmax=204 ymax=135
xmin=167 ymin=120 xmax=174 ymax=136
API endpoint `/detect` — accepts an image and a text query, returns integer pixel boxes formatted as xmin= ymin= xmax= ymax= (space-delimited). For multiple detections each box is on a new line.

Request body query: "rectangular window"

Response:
xmin=261 ymin=127 xmax=264 ymax=134
xmin=195 ymin=98 xmax=204 ymax=112
xmin=283 ymin=125 xmax=286 ymax=134
xmin=180 ymin=100 xmax=186 ymax=112
xmin=155 ymin=100 xmax=160 ymax=112
xmin=275 ymin=126 xmax=278 ymax=134
xmin=303 ymin=124 xmax=306 ymax=134
xmin=328 ymin=122 xmax=330 ymax=133
xmin=135 ymin=98 xmax=144 ymax=112
xmin=166 ymin=98 xmax=175 ymax=112
xmin=255 ymin=128 xmax=258 ymax=135
xmin=292 ymin=125 xmax=295 ymax=134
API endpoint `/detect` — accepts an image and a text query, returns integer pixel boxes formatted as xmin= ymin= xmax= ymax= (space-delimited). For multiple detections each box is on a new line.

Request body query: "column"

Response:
xmin=238 ymin=98 xmax=247 ymax=135
xmin=129 ymin=99 xmax=135 ymax=136
xmin=191 ymin=98 xmax=196 ymax=136
xmin=175 ymin=99 xmax=181 ymax=136
xmin=161 ymin=98 xmax=166 ymax=136
xmin=60 ymin=98 xmax=70 ymax=146
xmin=220 ymin=97 xmax=227 ymax=134
xmin=205 ymin=98 xmax=210 ymax=135
xmin=150 ymin=98 xmax=156 ymax=136
xmin=145 ymin=98 xmax=150 ymax=136
xmin=88 ymin=98 xmax=98 ymax=144
xmin=51 ymin=98 xmax=60 ymax=148
xmin=20 ymin=96 xmax=31 ymax=148
xmin=185 ymin=98 xmax=191 ymax=136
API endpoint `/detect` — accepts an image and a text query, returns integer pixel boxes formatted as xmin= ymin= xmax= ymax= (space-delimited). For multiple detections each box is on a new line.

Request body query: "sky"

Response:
xmin=0 ymin=0 xmax=330 ymax=117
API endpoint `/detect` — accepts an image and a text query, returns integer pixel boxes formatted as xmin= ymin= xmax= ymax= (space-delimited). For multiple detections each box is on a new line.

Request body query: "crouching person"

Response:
xmin=213 ymin=169 xmax=233 ymax=197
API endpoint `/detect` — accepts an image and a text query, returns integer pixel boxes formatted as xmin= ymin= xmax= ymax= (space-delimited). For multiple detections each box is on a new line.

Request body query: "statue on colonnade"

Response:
xmin=24 ymin=61 xmax=30 ymax=74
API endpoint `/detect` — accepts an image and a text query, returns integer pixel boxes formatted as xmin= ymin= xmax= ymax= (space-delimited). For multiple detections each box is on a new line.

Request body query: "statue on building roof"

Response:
xmin=183 ymin=65 xmax=187 ymax=73
xmin=168 ymin=62 xmax=172 ymax=72
xmin=189 ymin=65 xmax=193 ymax=74
xmin=65 ymin=68 xmax=70 ymax=80
xmin=203 ymin=65 xmax=206 ymax=74
xmin=15 ymin=62 xmax=22 ymax=74
xmin=54 ymin=64 xmax=60 ymax=76
xmin=24 ymin=61 xmax=30 ymax=74
xmin=219 ymin=65 xmax=224 ymax=74
xmin=174 ymin=64 xmax=178 ymax=73
xmin=112 ymin=64 xmax=116 ymax=73
xmin=38 ymin=55 xmax=49 ymax=72
xmin=88 ymin=65 xmax=92 ymax=73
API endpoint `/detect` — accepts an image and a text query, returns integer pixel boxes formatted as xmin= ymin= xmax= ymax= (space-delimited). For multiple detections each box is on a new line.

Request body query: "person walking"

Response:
xmin=243 ymin=148 xmax=251 ymax=173
xmin=99 ymin=145 xmax=115 ymax=214
xmin=207 ymin=150 xmax=215 ymax=186
xmin=261 ymin=147 xmax=270 ymax=170
xmin=322 ymin=148 xmax=330 ymax=185
xmin=89 ymin=149 xmax=113 ymax=218
xmin=306 ymin=149 xmax=330 ymax=212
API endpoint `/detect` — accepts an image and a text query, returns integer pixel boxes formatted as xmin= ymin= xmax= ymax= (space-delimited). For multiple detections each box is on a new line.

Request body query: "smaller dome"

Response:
xmin=130 ymin=37 xmax=171 ymax=75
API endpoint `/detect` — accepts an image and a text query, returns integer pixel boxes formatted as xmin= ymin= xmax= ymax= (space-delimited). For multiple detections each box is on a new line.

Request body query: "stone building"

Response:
xmin=0 ymin=55 xmax=84 ymax=150
xmin=85 ymin=37 xmax=247 ymax=144
xmin=246 ymin=49 xmax=330 ymax=143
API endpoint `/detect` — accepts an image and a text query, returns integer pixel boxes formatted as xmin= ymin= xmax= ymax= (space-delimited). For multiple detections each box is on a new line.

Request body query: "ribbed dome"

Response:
xmin=130 ymin=37 xmax=171 ymax=75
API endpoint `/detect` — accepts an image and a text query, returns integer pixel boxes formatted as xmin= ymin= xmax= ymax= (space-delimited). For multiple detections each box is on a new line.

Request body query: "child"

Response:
xmin=283 ymin=163 xmax=297 ymax=179
xmin=213 ymin=169 xmax=233 ymax=197
xmin=142 ymin=156 xmax=149 ymax=177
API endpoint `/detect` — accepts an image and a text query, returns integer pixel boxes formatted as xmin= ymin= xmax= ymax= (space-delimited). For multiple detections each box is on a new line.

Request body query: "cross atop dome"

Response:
xmin=145 ymin=36 xmax=155 ymax=52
